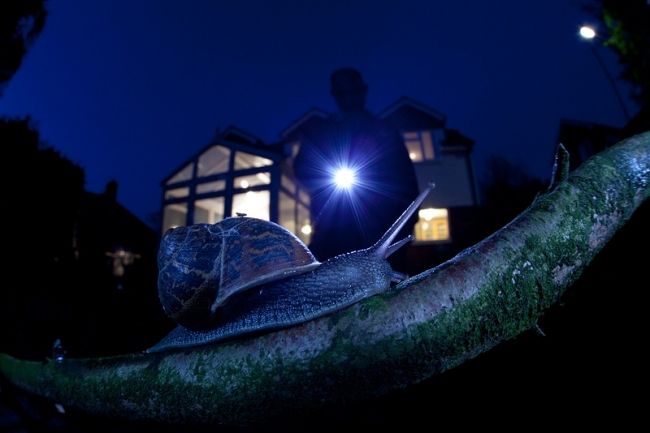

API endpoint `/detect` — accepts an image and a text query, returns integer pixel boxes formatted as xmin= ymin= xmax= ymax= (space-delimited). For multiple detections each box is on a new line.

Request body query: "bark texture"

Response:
xmin=1 ymin=131 xmax=649 ymax=426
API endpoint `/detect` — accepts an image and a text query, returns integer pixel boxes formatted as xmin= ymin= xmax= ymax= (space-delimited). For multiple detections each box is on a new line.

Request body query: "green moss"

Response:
xmin=358 ymin=295 xmax=388 ymax=320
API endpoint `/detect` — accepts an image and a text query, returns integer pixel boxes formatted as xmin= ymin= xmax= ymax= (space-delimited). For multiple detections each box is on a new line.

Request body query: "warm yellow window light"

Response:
xmin=415 ymin=207 xmax=450 ymax=241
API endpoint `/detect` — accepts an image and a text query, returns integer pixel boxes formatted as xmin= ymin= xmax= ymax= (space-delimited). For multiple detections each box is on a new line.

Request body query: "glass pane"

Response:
xmin=198 ymin=146 xmax=230 ymax=177
xmin=414 ymin=208 xmax=450 ymax=241
xmin=234 ymin=172 xmax=271 ymax=190
xmin=162 ymin=203 xmax=187 ymax=232
xmin=232 ymin=190 xmax=270 ymax=220
xmin=422 ymin=131 xmax=435 ymax=160
xmin=194 ymin=197 xmax=224 ymax=224
xmin=279 ymin=192 xmax=296 ymax=234
xmin=167 ymin=163 xmax=194 ymax=185
xmin=291 ymin=142 xmax=300 ymax=158
xmin=405 ymin=140 xmax=423 ymax=162
xmin=281 ymin=175 xmax=296 ymax=194
xmin=298 ymin=189 xmax=310 ymax=206
xmin=165 ymin=187 xmax=189 ymax=199
xmin=297 ymin=204 xmax=311 ymax=244
xmin=196 ymin=180 xmax=226 ymax=194
xmin=234 ymin=151 xmax=273 ymax=170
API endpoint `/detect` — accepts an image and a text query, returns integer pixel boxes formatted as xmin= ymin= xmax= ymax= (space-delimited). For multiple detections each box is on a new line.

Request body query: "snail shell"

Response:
xmin=157 ymin=217 xmax=319 ymax=330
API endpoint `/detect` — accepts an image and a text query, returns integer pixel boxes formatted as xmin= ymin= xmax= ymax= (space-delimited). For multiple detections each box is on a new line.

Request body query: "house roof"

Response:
xmin=162 ymin=125 xmax=283 ymax=185
xmin=281 ymin=98 xmax=449 ymax=142
xmin=280 ymin=108 xmax=329 ymax=140
xmin=378 ymin=96 xmax=446 ymax=131
xmin=442 ymin=128 xmax=475 ymax=149
xmin=220 ymin=125 xmax=265 ymax=145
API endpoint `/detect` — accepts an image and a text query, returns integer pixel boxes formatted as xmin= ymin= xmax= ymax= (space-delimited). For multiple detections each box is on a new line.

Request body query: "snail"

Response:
xmin=148 ymin=184 xmax=433 ymax=352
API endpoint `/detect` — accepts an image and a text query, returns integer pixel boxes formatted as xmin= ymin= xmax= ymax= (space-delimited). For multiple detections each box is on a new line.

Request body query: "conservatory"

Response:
xmin=161 ymin=127 xmax=311 ymax=243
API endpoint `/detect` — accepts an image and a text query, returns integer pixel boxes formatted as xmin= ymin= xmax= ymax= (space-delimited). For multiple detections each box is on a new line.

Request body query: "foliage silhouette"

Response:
xmin=0 ymin=0 xmax=47 ymax=95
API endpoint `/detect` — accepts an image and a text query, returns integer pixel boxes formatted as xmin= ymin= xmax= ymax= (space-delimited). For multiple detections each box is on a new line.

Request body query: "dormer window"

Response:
xmin=403 ymin=131 xmax=435 ymax=162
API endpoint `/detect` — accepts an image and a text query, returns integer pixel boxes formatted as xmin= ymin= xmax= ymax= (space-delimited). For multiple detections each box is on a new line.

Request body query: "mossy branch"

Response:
xmin=1 ymin=131 xmax=650 ymax=426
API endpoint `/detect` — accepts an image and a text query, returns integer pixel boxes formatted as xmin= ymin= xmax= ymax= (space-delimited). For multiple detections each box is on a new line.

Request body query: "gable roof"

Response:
xmin=162 ymin=125 xmax=282 ymax=185
xmin=442 ymin=128 xmax=474 ymax=149
xmin=280 ymin=108 xmax=329 ymax=140
xmin=378 ymin=96 xmax=446 ymax=131
xmin=220 ymin=125 xmax=264 ymax=145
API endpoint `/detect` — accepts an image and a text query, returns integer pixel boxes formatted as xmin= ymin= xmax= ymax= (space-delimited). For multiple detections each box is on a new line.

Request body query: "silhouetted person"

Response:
xmin=293 ymin=68 xmax=419 ymax=267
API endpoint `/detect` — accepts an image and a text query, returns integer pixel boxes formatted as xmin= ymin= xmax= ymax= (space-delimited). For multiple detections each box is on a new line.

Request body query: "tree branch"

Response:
xmin=1 ymin=131 xmax=649 ymax=426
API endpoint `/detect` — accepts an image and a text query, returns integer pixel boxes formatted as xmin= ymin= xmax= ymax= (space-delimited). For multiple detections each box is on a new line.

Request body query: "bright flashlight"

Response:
xmin=333 ymin=167 xmax=356 ymax=189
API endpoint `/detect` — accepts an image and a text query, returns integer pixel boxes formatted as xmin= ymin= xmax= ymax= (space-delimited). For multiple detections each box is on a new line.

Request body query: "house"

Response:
xmin=161 ymin=126 xmax=312 ymax=243
xmin=161 ymin=98 xmax=479 ymax=269
xmin=281 ymin=97 xmax=478 ymax=245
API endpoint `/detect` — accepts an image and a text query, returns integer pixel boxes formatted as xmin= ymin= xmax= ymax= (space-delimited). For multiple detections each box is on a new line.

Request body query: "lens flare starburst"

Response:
xmin=333 ymin=167 xmax=356 ymax=189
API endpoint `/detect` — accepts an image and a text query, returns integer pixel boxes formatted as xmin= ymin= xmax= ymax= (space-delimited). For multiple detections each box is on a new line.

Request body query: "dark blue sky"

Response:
xmin=0 ymin=0 xmax=637 ymax=224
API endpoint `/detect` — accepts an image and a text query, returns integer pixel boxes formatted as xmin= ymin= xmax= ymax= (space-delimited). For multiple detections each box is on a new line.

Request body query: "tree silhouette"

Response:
xmin=594 ymin=0 xmax=650 ymax=102
xmin=0 ymin=117 xmax=85 ymax=358
xmin=589 ymin=0 xmax=650 ymax=133
xmin=0 ymin=0 xmax=47 ymax=95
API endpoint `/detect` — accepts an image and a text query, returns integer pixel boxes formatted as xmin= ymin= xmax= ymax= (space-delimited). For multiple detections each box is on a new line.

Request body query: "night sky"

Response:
xmin=0 ymin=0 xmax=637 ymax=225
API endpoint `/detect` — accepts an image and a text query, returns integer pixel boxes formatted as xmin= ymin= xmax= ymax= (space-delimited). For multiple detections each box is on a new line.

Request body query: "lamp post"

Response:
xmin=579 ymin=25 xmax=631 ymax=121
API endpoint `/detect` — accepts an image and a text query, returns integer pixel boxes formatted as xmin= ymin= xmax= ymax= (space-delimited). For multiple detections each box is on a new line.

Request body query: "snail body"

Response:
xmin=149 ymin=185 xmax=432 ymax=353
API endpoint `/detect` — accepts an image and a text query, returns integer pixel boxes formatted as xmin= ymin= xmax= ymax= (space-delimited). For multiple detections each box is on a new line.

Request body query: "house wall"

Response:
xmin=414 ymin=153 xmax=476 ymax=208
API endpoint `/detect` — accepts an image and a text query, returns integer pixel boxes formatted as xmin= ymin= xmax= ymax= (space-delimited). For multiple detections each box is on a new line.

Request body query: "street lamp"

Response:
xmin=579 ymin=25 xmax=596 ymax=40
xmin=579 ymin=25 xmax=631 ymax=121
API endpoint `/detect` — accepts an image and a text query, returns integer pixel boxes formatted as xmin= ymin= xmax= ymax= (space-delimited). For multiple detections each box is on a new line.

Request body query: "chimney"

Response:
xmin=103 ymin=180 xmax=118 ymax=202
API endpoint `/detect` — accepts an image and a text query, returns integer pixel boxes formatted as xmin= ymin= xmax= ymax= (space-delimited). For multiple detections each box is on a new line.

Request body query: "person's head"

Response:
xmin=330 ymin=68 xmax=367 ymax=112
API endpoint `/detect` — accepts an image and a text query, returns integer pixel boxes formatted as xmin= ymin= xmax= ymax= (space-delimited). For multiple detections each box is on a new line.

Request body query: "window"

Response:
xmin=164 ymin=187 xmax=189 ymax=199
xmin=162 ymin=203 xmax=188 ymax=232
xmin=232 ymin=190 xmax=270 ymax=220
xmin=234 ymin=172 xmax=271 ymax=190
xmin=194 ymin=197 xmax=224 ymax=224
xmin=281 ymin=175 xmax=296 ymax=194
xmin=297 ymin=203 xmax=311 ymax=244
xmin=234 ymin=151 xmax=273 ymax=170
xmin=279 ymin=192 xmax=296 ymax=233
xmin=196 ymin=180 xmax=226 ymax=194
xmin=414 ymin=208 xmax=450 ymax=241
xmin=298 ymin=188 xmax=310 ymax=206
xmin=166 ymin=163 xmax=194 ymax=185
xmin=198 ymin=146 xmax=230 ymax=177
xmin=403 ymin=131 xmax=435 ymax=162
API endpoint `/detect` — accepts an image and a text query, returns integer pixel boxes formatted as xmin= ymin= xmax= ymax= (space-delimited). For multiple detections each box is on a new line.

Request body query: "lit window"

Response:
xmin=232 ymin=190 xmax=270 ymax=220
xmin=234 ymin=172 xmax=271 ymax=190
xmin=403 ymin=131 xmax=435 ymax=162
xmin=414 ymin=208 xmax=450 ymax=241
xmin=234 ymin=151 xmax=273 ymax=170
xmin=297 ymin=203 xmax=311 ymax=244
xmin=298 ymin=188 xmax=310 ymax=206
xmin=164 ymin=187 xmax=189 ymax=199
xmin=291 ymin=142 xmax=300 ymax=158
xmin=198 ymin=146 xmax=230 ymax=177
xmin=279 ymin=191 xmax=296 ymax=234
xmin=194 ymin=197 xmax=224 ymax=224
xmin=282 ymin=175 xmax=296 ymax=194
xmin=196 ymin=180 xmax=226 ymax=194
xmin=162 ymin=203 xmax=188 ymax=232
xmin=167 ymin=163 xmax=194 ymax=185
